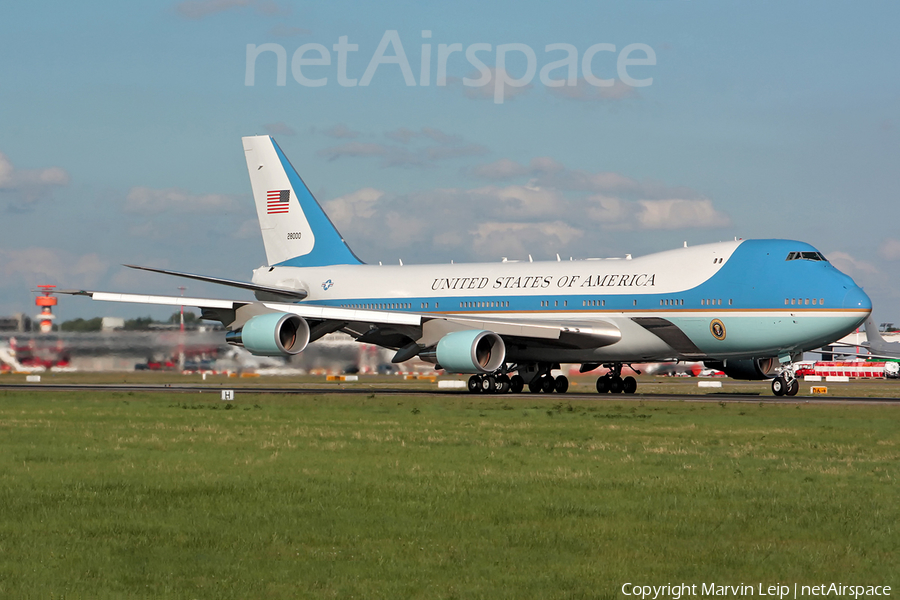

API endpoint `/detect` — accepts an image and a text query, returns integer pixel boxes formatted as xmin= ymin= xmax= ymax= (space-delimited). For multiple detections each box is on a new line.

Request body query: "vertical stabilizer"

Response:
xmin=242 ymin=135 xmax=362 ymax=267
xmin=864 ymin=317 xmax=885 ymax=345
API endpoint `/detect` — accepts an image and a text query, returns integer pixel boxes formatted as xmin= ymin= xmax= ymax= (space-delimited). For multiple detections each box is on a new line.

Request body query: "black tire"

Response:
xmin=622 ymin=376 xmax=637 ymax=394
xmin=596 ymin=376 xmax=610 ymax=394
xmin=609 ymin=376 xmax=624 ymax=394
xmin=540 ymin=375 xmax=555 ymax=393
xmin=468 ymin=375 xmax=481 ymax=394
xmin=497 ymin=374 xmax=511 ymax=394
xmin=554 ymin=375 xmax=569 ymax=394
xmin=528 ymin=377 xmax=542 ymax=393
xmin=509 ymin=375 xmax=525 ymax=393
xmin=480 ymin=375 xmax=496 ymax=394
xmin=772 ymin=376 xmax=786 ymax=397
xmin=786 ymin=378 xmax=799 ymax=396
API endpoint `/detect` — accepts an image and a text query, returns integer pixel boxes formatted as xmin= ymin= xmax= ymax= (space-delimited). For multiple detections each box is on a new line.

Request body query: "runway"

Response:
xmin=3 ymin=382 xmax=899 ymax=405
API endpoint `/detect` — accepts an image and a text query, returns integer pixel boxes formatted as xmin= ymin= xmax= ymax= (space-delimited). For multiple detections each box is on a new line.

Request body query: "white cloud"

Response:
xmin=319 ymin=142 xmax=390 ymax=161
xmin=878 ymin=239 xmax=900 ymax=261
xmin=471 ymin=158 xmax=528 ymax=180
xmin=828 ymin=251 xmax=879 ymax=276
xmin=0 ymin=247 xmax=109 ymax=288
xmin=324 ymin=187 xmax=384 ymax=224
xmin=473 ymin=184 xmax=563 ymax=218
xmin=470 ymin=221 xmax=583 ymax=260
xmin=470 ymin=157 xmax=565 ymax=181
xmin=0 ymin=151 xmax=70 ymax=203
xmin=585 ymin=195 xmax=630 ymax=225
xmin=320 ymin=128 xmax=485 ymax=168
xmin=263 ymin=122 xmax=296 ymax=136
xmin=425 ymin=143 xmax=488 ymax=161
xmin=384 ymin=127 xmax=418 ymax=144
xmin=316 ymin=151 xmax=730 ymax=263
xmin=635 ymin=199 xmax=731 ymax=230
xmin=322 ymin=124 xmax=360 ymax=139
xmin=124 ymin=187 xmax=240 ymax=214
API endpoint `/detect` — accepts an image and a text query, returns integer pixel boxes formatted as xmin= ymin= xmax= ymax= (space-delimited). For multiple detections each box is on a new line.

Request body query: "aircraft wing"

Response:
xmin=57 ymin=290 xmax=621 ymax=351
xmin=58 ymin=290 xmax=244 ymax=311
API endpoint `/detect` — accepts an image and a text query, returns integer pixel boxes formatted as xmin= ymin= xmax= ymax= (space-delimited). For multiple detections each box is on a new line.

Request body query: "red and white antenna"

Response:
xmin=35 ymin=285 xmax=58 ymax=333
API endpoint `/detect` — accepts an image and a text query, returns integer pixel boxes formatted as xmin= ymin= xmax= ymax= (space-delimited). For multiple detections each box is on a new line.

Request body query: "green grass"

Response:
xmin=0 ymin=391 xmax=896 ymax=598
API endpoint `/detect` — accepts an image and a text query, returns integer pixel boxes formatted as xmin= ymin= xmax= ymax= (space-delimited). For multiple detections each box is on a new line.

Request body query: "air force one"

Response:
xmin=64 ymin=135 xmax=872 ymax=396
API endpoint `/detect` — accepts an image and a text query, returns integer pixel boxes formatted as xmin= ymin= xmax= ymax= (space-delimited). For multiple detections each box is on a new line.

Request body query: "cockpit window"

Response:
xmin=786 ymin=251 xmax=827 ymax=262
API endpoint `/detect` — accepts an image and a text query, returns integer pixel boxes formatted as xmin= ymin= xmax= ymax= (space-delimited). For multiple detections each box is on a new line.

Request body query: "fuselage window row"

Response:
xmin=785 ymin=298 xmax=825 ymax=306
xmin=344 ymin=303 xmax=414 ymax=309
xmin=458 ymin=301 xmax=510 ymax=308
xmin=658 ymin=299 xmax=685 ymax=306
xmin=581 ymin=300 xmax=607 ymax=307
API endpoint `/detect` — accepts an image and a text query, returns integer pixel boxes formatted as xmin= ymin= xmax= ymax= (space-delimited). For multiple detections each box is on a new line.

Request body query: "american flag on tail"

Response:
xmin=267 ymin=189 xmax=290 ymax=214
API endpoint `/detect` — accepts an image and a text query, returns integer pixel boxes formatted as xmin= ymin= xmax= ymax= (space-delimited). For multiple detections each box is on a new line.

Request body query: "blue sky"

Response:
xmin=1 ymin=0 xmax=898 ymax=324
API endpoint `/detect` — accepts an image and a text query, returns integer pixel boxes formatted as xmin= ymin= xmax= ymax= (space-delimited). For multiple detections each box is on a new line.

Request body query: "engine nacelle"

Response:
xmin=435 ymin=330 xmax=505 ymax=374
xmin=225 ymin=312 xmax=309 ymax=356
xmin=704 ymin=357 xmax=778 ymax=380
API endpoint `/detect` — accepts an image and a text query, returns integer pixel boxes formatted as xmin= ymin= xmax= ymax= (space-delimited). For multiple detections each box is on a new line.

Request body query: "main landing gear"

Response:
xmin=771 ymin=363 xmax=800 ymax=397
xmin=466 ymin=363 xmax=567 ymax=394
xmin=467 ymin=372 xmax=524 ymax=394
xmin=595 ymin=363 xmax=638 ymax=394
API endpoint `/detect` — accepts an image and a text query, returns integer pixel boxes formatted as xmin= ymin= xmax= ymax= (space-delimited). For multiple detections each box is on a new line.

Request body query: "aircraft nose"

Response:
xmin=842 ymin=285 xmax=872 ymax=311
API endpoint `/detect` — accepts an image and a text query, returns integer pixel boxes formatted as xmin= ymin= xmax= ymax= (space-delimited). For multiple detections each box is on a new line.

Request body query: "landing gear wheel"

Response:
xmin=554 ymin=375 xmax=569 ymax=394
xmin=772 ymin=376 xmax=786 ymax=397
xmin=480 ymin=375 xmax=496 ymax=394
xmin=609 ymin=376 xmax=624 ymax=394
xmin=468 ymin=375 xmax=482 ymax=394
xmin=596 ymin=377 xmax=610 ymax=394
xmin=528 ymin=377 xmax=542 ymax=393
xmin=540 ymin=375 xmax=555 ymax=393
xmin=509 ymin=375 xmax=524 ymax=394
xmin=496 ymin=374 xmax=511 ymax=394
xmin=622 ymin=376 xmax=637 ymax=394
xmin=786 ymin=378 xmax=799 ymax=396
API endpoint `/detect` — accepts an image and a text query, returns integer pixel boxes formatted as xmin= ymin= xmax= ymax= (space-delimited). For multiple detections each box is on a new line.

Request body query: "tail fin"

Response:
xmin=864 ymin=317 xmax=885 ymax=345
xmin=242 ymin=135 xmax=362 ymax=267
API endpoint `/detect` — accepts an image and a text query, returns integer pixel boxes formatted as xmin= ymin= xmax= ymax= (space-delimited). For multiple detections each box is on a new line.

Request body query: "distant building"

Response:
xmin=101 ymin=317 xmax=125 ymax=331
xmin=0 ymin=313 xmax=33 ymax=333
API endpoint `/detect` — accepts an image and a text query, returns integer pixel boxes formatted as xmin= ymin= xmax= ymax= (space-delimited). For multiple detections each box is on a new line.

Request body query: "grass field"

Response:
xmin=0 ymin=389 xmax=897 ymax=598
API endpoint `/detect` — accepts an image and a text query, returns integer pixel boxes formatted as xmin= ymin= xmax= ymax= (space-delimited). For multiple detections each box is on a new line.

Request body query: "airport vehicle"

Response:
xmin=64 ymin=136 xmax=872 ymax=395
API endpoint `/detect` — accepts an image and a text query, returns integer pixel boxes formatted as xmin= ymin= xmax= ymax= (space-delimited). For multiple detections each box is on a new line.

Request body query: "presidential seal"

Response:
xmin=710 ymin=319 xmax=726 ymax=341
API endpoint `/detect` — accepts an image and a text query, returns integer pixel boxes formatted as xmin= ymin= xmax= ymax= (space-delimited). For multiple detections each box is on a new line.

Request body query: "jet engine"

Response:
xmin=704 ymin=357 xmax=778 ymax=380
xmin=434 ymin=330 xmax=506 ymax=374
xmin=225 ymin=312 xmax=309 ymax=356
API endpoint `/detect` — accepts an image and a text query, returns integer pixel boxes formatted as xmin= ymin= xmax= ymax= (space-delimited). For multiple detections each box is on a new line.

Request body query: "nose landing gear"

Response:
xmin=772 ymin=358 xmax=800 ymax=397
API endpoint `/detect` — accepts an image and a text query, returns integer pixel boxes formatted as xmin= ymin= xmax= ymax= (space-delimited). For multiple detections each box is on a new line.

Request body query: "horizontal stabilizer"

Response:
xmin=124 ymin=264 xmax=308 ymax=300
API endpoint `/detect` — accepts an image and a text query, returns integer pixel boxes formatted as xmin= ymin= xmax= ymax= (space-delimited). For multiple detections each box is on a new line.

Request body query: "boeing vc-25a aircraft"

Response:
xmin=65 ymin=136 xmax=872 ymax=396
